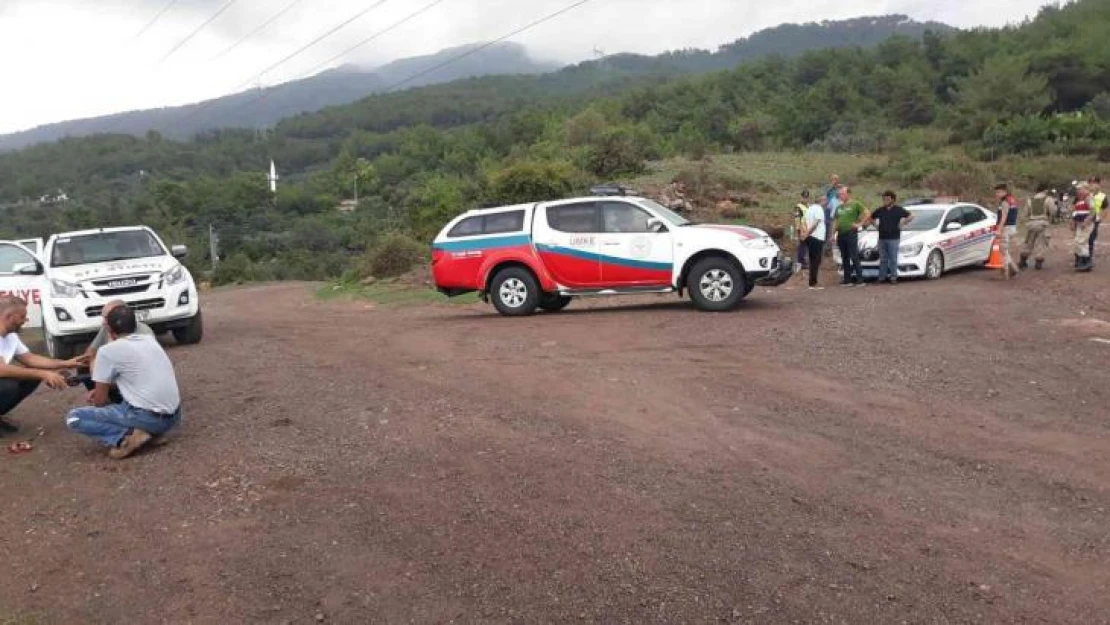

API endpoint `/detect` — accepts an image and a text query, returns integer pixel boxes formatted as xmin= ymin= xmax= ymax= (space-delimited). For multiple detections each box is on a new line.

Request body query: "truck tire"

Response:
xmin=686 ymin=256 xmax=747 ymax=312
xmin=45 ymin=334 xmax=74 ymax=360
xmin=173 ymin=311 xmax=204 ymax=345
xmin=539 ymin=294 xmax=572 ymax=312
xmin=490 ymin=268 xmax=540 ymax=316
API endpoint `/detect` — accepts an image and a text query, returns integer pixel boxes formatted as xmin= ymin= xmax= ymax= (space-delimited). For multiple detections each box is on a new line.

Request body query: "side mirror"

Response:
xmin=944 ymin=222 xmax=962 ymax=232
xmin=171 ymin=245 xmax=188 ymax=259
xmin=13 ymin=262 xmax=43 ymax=276
xmin=647 ymin=218 xmax=668 ymax=233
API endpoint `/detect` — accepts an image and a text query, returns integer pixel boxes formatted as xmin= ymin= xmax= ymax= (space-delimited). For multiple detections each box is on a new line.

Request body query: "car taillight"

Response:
xmin=431 ymin=249 xmax=444 ymax=265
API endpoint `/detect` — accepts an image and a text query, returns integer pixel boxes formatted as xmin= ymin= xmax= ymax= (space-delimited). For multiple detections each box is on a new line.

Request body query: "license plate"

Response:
xmin=136 ymin=309 xmax=151 ymax=321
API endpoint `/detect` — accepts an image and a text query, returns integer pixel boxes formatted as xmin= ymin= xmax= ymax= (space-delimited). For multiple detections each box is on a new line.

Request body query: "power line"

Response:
xmin=178 ymin=0 xmax=595 ymax=133
xmin=135 ymin=0 xmax=181 ymax=38
xmin=384 ymin=0 xmax=597 ymax=92
xmin=231 ymin=0 xmax=393 ymax=90
xmin=300 ymin=0 xmax=450 ymax=79
xmin=212 ymin=0 xmax=307 ymax=61
xmin=158 ymin=0 xmax=242 ymax=65
xmin=176 ymin=0 xmax=396 ymax=126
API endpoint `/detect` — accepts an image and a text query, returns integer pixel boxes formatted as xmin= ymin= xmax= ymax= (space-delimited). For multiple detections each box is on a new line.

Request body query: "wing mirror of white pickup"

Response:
xmin=13 ymin=262 xmax=43 ymax=276
xmin=171 ymin=245 xmax=188 ymax=259
xmin=647 ymin=218 xmax=668 ymax=233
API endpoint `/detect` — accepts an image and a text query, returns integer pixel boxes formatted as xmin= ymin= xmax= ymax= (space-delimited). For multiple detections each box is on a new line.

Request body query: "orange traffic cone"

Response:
xmin=985 ymin=234 xmax=1005 ymax=269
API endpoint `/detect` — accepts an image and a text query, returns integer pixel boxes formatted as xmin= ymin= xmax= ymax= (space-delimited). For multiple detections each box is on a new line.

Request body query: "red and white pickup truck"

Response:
xmin=432 ymin=194 xmax=792 ymax=315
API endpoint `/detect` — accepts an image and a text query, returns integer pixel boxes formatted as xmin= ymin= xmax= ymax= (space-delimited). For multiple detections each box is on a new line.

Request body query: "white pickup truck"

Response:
xmin=0 ymin=226 xmax=202 ymax=358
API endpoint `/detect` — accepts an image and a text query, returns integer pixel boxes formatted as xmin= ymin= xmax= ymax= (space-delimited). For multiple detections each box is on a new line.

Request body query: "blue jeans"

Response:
xmin=66 ymin=402 xmax=181 ymax=448
xmin=878 ymin=239 xmax=900 ymax=281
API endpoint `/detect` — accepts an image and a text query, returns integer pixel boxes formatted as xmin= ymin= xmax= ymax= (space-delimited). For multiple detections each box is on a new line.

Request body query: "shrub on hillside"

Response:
xmin=487 ymin=160 xmax=578 ymax=205
xmin=363 ymin=233 xmax=427 ymax=279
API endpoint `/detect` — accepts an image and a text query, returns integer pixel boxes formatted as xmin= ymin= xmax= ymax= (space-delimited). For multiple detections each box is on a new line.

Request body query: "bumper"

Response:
xmin=44 ymin=286 xmax=200 ymax=339
xmin=752 ymin=257 xmax=794 ymax=287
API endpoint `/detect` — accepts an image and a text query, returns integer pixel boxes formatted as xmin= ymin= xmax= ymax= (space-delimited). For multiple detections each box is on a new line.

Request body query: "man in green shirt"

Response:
xmin=835 ymin=186 xmax=869 ymax=286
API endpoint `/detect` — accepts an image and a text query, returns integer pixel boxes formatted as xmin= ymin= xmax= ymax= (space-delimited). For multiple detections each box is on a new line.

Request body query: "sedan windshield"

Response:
xmin=637 ymin=199 xmax=692 ymax=227
xmin=50 ymin=231 xmax=166 ymax=268
xmin=904 ymin=208 xmax=946 ymax=231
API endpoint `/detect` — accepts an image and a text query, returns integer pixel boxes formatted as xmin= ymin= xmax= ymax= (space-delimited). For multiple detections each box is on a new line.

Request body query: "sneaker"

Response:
xmin=0 ymin=418 xmax=18 ymax=433
xmin=808 ymin=286 xmax=825 ymax=291
xmin=108 ymin=428 xmax=152 ymax=460
xmin=888 ymin=279 xmax=898 ymax=285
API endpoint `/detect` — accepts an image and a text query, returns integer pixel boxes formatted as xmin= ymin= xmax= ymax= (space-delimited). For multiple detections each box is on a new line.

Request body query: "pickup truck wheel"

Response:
xmin=539 ymin=294 xmax=572 ymax=312
xmin=172 ymin=311 xmax=204 ymax=345
xmin=490 ymin=268 xmax=539 ymax=316
xmin=687 ymin=257 xmax=747 ymax=312
xmin=45 ymin=334 xmax=74 ymax=360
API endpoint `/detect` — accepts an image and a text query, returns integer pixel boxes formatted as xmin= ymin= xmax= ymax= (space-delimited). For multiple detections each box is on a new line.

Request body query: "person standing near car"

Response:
xmin=1020 ymin=185 xmax=1053 ymax=271
xmin=801 ymin=195 xmax=828 ymax=290
xmin=868 ymin=191 xmax=913 ymax=284
xmin=1088 ymin=177 xmax=1104 ymax=266
xmin=793 ymin=191 xmax=811 ymax=273
xmin=1072 ymin=184 xmax=1095 ymax=272
xmin=825 ymin=176 xmax=842 ymax=257
xmin=834 ymin=186 xmax=868 ymax=286
xmin=0 ymin=295 xmax=86 ymax=436
xmin=994 ymin=184 xmax=1021 ymax=280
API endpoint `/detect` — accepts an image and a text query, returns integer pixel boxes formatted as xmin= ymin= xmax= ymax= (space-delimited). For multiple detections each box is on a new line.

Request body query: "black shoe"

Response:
xmin=0 ymin=417 xmax=18 ymax=433
xmin=1019 ymin=256 xmax=1029 ymax=270
xmin=1035 ymin=259 xmax=1044 ymax=270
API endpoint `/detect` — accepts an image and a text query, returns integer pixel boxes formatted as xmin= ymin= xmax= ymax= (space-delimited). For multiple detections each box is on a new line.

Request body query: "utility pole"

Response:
xmin=209 ymin=224 xmax=219 ymax=272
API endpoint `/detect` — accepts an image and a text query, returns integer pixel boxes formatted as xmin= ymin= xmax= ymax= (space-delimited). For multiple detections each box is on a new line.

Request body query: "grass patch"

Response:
xmin=316 ymin=281 xmax=479 ymax=307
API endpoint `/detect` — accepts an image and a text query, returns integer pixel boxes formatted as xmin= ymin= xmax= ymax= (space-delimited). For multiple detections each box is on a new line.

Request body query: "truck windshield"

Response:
xmin=50 ymin=231 xmax=166 ymax=268
xmin=637 ymin=199 xmax=692 ymax=227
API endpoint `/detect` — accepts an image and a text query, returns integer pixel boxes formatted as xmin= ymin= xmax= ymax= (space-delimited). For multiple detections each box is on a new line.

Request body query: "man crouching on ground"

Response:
xmin=79 ymin=299 xmax=155 ymax=404
xmin=0 ymin=295 xmax=88 ymax=435
xmin=66 ymin=305 xmax=182 ymax=459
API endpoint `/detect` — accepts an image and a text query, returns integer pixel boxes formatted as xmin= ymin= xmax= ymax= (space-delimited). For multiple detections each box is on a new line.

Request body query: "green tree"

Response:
xmin=952 ymin=55 xmax=1053 ymax=138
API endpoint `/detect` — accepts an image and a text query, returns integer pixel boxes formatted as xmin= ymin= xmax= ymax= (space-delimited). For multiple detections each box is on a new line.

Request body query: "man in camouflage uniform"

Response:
xmin=1020 ymin=185 xmax=1053 ymax=270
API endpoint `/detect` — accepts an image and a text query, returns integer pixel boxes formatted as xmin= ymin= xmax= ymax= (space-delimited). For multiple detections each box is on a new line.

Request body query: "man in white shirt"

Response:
xmin=0 ymin=295 xmax=86 ymax=436
xmin=800 ymin=195 xmax=828 ymax=290
xmin=66 ymin=305 xmax=182 ymax=459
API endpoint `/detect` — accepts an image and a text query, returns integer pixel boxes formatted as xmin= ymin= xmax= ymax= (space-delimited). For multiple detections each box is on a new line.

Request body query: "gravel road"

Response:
xmin=1 ymin=234 xmax=1108 ymax=624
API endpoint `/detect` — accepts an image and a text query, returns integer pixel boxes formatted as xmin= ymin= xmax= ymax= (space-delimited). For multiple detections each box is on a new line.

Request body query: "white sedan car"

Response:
xmin=836 ymin=202 xmax=998 ymax=280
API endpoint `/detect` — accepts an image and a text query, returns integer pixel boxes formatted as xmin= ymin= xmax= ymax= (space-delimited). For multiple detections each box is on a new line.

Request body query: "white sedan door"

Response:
xmin=0 ymin=241 xmax=47 ymax=329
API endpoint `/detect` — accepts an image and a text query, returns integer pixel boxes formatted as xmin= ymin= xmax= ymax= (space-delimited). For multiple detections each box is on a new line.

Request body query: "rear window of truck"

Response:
xmin=447 ymin=210 xmax=525 ymax=238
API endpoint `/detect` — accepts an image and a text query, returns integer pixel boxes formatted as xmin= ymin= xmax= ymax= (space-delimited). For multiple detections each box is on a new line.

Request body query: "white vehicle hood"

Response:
xmin=689 ymin=223 xmax=767 ymax=240
xmin=858 ymin=230 xmax=930 ymax=249
xmin=49 ymin=257 xmax=175 ymax=283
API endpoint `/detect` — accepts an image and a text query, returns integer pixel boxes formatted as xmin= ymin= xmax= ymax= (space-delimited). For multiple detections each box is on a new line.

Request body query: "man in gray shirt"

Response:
xmin=66 ymin=305 xmax=182 ymax=459
xmin=79 ymin=299 xmax=154 ymax=404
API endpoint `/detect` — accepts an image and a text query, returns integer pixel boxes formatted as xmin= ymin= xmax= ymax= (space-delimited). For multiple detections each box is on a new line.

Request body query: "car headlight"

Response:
xmin=740 ymin=237 xmax=777 ymax=251
xmin=162 ymin=265 xmax=187 ymax=286
xmin=899 ymin=242 xmax=924 ymax=257
xmin=50 ymin=278 xmax=81 ymax=298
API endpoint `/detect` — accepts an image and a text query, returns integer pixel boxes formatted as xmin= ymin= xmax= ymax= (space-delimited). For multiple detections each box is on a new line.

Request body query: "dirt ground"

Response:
xmin=2 ymin=230 xmax=1110 ymax=624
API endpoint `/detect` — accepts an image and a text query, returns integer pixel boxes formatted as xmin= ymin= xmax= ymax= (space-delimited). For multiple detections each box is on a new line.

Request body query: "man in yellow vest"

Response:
xmin=1089 ymin=177 xmax=1105 ymax=264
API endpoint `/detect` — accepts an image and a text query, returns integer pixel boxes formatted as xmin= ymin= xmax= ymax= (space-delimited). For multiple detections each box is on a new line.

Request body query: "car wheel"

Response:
xmin=686 ymin=256 xmax=747 ymax=312
xmin=539 ymin=294 xmax=572 ymax=312
xmin=490 ymin=268 xmax=540 ymax=316
xmin=172 ymin=311 xmax=204 ymax=345
xmin=925 ymin=250 xmax=945 ymax=280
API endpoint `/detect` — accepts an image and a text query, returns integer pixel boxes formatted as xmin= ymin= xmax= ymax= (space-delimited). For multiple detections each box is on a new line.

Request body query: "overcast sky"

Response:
xmin=0 ymin=0 xmax=1052 ymax=134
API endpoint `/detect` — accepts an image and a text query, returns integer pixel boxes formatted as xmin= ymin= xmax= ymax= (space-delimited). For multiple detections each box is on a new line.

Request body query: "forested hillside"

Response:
xmin=0 ymin=15 xmax=949 ymax=150
xmin=1 ymin=1 xmax=1107 ymax=286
